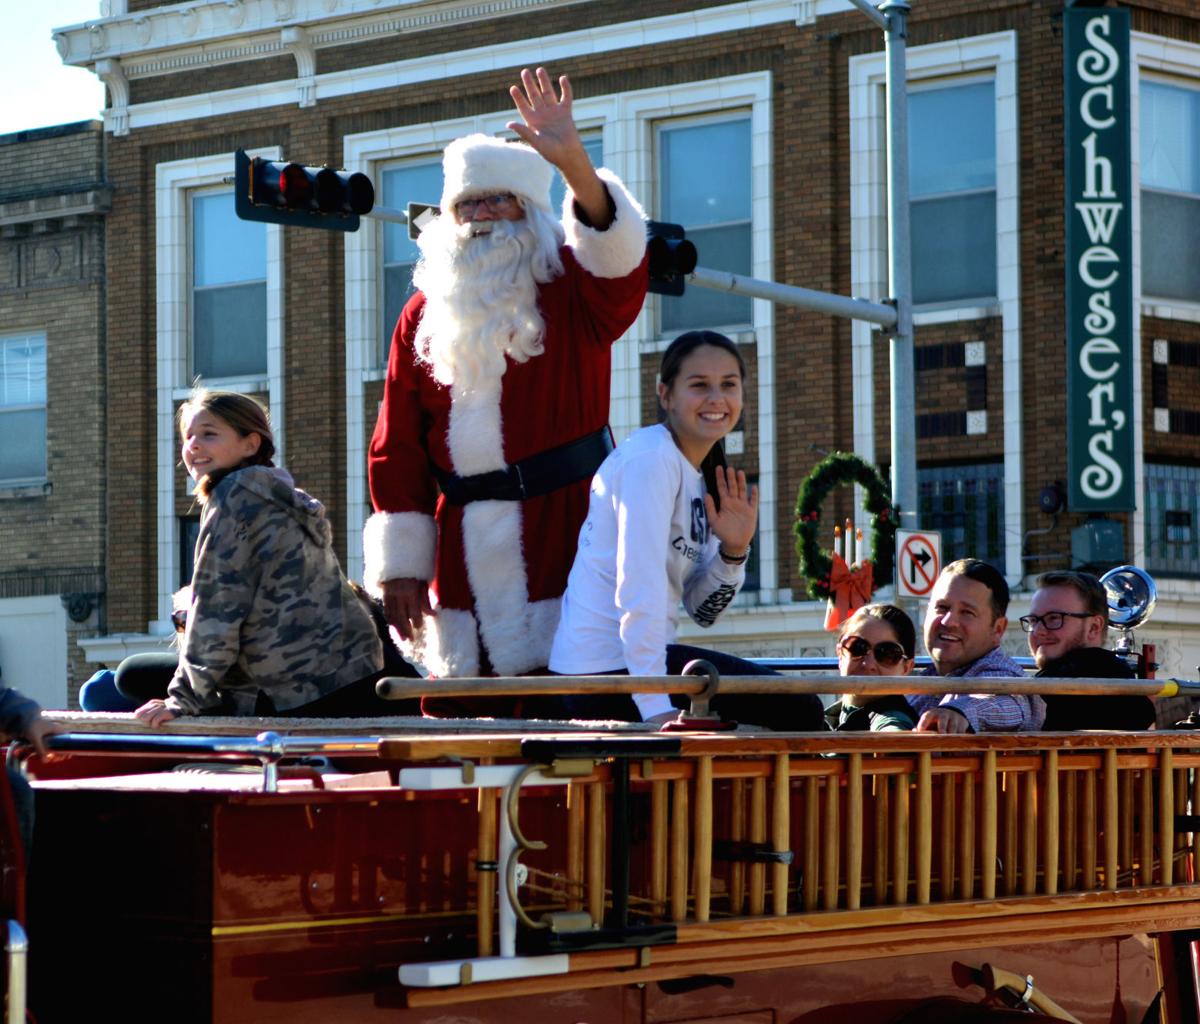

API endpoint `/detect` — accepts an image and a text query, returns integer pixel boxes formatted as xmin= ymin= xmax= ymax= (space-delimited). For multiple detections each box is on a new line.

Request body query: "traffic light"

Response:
xmin=646 ymin=220 xmax=698 ymax=296
xmin=234 ymin=149 xmax=375 ymax=232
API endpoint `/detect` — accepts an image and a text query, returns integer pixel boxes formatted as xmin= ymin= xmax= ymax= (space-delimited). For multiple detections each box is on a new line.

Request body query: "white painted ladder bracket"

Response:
xmin=396 ymin=763 xmax=574 ymax=987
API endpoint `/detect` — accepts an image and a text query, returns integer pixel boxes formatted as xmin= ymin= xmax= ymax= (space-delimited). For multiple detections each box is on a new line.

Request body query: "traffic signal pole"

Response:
xmin=686 ymin=0 xmax=917 ymax=530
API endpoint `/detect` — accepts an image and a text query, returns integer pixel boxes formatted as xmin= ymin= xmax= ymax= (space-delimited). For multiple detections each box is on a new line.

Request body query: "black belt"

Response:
xmin=434 ymin=426 xmax=614 ymax=506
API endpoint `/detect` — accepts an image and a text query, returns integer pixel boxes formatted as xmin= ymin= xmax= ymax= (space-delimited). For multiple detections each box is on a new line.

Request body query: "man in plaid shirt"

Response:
xmin=909 ymin=559 xmax=1045 ymax=733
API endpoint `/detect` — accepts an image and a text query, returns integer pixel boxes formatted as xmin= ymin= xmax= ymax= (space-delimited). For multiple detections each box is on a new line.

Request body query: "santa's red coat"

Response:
xmin=365 ymin=173 xmax=648 ymax=677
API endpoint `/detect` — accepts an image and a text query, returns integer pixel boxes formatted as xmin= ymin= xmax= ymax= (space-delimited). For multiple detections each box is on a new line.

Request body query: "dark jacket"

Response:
xmin=1037 ymin=646 xmax=1154 ymax=731
xmin=826 ymin=694 xmax=916 ymax=732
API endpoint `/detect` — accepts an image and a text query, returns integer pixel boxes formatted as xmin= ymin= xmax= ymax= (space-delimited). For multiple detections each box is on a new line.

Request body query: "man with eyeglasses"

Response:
xmin=366 ymin=67 xmax=648 ymax=697
xmin=908 ymin=559 xmax=1044 ymax=734
xmin=1025 ymin=570 xmax=1154 ymax=730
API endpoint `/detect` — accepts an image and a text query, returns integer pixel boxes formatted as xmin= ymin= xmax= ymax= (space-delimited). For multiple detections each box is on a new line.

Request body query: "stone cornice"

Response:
xmin=0 ymin=188 xmax=112 ymax=230
xmin=53 ymin=0 xmax=590 ymax=77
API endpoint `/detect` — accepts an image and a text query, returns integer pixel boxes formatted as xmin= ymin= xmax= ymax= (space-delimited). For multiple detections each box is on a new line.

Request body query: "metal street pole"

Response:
xmin=881 ymin=0 xmax=917 ymax=532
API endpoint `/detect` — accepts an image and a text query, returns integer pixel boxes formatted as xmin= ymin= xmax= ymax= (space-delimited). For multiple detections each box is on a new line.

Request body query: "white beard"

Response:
xmin=412 ymin=211 xmax=563 ymax=395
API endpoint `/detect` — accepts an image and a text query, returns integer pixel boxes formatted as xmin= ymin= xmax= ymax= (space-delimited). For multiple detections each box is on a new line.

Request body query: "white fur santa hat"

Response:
xmin=439 ymin=133 xmax=554 ymax=216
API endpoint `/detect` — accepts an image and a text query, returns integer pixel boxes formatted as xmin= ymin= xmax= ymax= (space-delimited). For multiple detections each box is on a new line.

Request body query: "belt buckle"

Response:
xmin=513 ymin=463 xmax=527 ymax=500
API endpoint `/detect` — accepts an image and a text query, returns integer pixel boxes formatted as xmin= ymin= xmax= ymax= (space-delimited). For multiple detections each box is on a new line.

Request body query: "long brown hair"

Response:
xmin=658 ymin=330 xmax=746 ymax=510
xmin=180 ymin=389 xmax=276 ymax=502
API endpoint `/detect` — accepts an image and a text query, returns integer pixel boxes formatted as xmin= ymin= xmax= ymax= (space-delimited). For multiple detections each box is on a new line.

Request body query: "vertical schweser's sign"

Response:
xmin=1065 ymin=7 xmax=1134 ymax=512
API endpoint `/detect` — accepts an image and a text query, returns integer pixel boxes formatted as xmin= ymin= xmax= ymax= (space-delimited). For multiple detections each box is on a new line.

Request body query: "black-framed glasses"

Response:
xmin=454 ymin=193 xmax=517 ymax=218
xmin=171 ymin=608 xmax=188 ymax=633
xmin=1018 ymin=611 xmax=1096 ymax=633
xmin=838 ymin=635 xmax=908 ymax=667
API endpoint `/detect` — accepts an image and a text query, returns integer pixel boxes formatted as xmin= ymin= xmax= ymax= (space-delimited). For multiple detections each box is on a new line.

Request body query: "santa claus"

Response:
xmin=365 ymin=67 xmax=649 ymax=680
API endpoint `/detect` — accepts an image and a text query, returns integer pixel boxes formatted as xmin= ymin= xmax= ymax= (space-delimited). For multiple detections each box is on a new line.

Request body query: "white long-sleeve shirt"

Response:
xmin=549 ymin=424 xmax=745 ymax=718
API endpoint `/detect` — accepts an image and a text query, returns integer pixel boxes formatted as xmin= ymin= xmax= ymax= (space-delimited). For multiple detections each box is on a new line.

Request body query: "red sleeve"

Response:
xmin=368 ymin=292 xmax=438 ymax=518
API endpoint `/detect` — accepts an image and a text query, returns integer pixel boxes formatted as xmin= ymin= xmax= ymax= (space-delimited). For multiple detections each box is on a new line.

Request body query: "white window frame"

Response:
xmin=1133 ymin=34 xmax=1200 ymax=325
xmin=0 ymin=331 xmax=48 ymax=488
xmin=342 ymin=71 xmax=780 ymax=599
xmin=1130 ymin=31 xmax=1200 ymax=588
xmin=849 ymin=31 xmax=1021 ymax=585
xmin=154 ymin=148 xmax=284 ymax=630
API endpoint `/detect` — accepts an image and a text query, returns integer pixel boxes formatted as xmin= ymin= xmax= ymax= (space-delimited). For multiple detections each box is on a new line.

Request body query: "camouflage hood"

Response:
xmin=224 ymin=465 xmax=333 ymax=548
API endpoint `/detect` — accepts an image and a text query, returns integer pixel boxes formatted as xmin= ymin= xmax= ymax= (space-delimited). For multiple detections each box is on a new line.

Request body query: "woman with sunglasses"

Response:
xmin=827 ymin=603 xmax=918 ymax=731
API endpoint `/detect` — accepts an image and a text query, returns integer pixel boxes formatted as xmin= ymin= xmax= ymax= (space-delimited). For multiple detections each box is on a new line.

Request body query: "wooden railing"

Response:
xmin=381 ymin=728 xmax=1200 ymax=1001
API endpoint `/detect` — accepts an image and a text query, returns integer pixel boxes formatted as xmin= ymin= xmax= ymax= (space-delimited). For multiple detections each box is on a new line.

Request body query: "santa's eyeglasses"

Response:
xmin=455 ymin=193 xmax=518 ymax=218
xmin=837 ymin=635 xmax=908 ymax=667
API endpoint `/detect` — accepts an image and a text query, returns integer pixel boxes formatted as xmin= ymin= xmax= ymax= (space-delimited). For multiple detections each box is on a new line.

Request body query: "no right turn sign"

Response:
xmin=896 ymin=529 xmax=942 ymax=598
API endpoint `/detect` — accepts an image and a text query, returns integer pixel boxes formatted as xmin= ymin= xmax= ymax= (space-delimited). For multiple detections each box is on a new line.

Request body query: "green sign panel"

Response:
xmin=1064 ymin=8 xmax=1134 ymax=512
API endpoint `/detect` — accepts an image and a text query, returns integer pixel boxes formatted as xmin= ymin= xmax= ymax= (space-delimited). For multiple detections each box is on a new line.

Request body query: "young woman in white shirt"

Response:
xmin=549 ymin=330 xmax=823 ymax=730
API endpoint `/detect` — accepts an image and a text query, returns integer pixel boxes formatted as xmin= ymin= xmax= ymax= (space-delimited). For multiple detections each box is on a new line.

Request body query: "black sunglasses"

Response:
xmin=838 ymin=635 xmax=908 ymax=667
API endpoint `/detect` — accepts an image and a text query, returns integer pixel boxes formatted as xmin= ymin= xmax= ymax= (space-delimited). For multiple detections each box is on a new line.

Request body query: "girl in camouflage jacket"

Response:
xmin=135 ymin=390 xmax=384 ymax=725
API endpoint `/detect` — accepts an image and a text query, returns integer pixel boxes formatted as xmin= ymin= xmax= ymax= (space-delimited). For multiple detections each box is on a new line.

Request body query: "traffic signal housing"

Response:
xmin=646 ymin=221 xmax=698 ymax=296
xmin=234 ymin=149 xmax=375 ymax=232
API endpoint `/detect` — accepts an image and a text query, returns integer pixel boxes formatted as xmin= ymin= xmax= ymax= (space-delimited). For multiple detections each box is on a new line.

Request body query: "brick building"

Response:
xmin=0 ymin=120 xmax=109 ymax=708
xmin=38 ymin=0 xmax=1200 ymax=698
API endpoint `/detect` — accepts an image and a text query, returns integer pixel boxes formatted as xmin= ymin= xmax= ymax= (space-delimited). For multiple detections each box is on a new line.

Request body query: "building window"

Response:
xmin=550 ymin=134 xmax=603 ymax=214
xmin=918 ymin=462 xmax=1005 ymax=571
xmin=180 ymin=516 xmax=200 ymax=587
xmin=1140 ymin=78 xmax=1200 ymax=302
xmin=910 ymin=80 xmax=997 ymax=307
xmin=657 ymin=114 xmax=752 ymax=334
xmin=380 ymin=159 xmax=443 ymax=365
xmin=191 ymin=190 xmax=267 ymax=379
xmin=0 ymin=333 xmax=47 ymax=483
xmin=1144 ymin=463 xmax=1200 ymax=576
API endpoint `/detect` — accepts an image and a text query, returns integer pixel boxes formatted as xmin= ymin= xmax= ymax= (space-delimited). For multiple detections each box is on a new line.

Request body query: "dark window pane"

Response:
xmin=1144 ymin=463 xmax=1200 ymax=577
xmin=193 ymin=282 xmax=268 ymax=379
xmin=917 ymin=462 xmax=1005 ymax=571
xmin=180 ymin=517 xmax=201 ymax=587
xmin=662 ymin=223 xmax=752 ymax=332
xmin=1141 ymin=190 xmax=1200 ymax=301
xmin=0 ymin=408 xmax=47 ymax=481
xmin=912 ymin=192 xmax=997 ymax=304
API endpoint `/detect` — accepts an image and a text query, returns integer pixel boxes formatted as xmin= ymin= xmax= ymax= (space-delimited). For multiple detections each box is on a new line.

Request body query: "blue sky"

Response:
xmin=5 ymin=3 xmax=107 ymax=135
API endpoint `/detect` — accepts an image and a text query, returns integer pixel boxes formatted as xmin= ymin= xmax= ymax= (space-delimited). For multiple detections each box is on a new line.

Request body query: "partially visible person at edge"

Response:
xmin=0 ymin=665 xmax=59 ymax=854
xmin=135 ymin=390 xmax=390 ymax=726
xmin=365 ymin=68 xmax=648 ymax=710
xmin=827 ymin=603 xmax=917 ymax=732
xmin=1026 ymin=570 xmax=1155 ymax=731
xmin=909 ymin=558 xmax=1045 ymax=734
xmin=548 ymin=331 xmax=825 ymax=731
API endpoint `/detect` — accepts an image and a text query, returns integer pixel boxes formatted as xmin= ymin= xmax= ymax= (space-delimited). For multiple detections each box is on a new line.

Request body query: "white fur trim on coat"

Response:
xmin=398 ymin=607 xmax=480 ymax=678
xmin=440 ymin=133 xmax=554 ymax=216
xmin=362 ymin=511 xmax=436 ymax=595
xmin=563 ymin=168 xmax=647 ymax=280
xmin=442 ymin=374 xmax=561 ymax=675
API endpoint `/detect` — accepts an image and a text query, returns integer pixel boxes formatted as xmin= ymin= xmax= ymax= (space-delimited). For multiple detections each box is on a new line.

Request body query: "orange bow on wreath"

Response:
xmin=823 ymin=551 xmax=876 ymax=631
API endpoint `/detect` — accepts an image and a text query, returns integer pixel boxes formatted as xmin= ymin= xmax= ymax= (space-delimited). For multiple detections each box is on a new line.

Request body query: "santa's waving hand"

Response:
xmin=507 ymin=68 xmax=612 ymax=230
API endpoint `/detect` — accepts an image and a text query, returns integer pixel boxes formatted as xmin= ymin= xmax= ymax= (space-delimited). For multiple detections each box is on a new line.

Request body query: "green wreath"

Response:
xmin=794 ymin=452 xmax=898 ymax=601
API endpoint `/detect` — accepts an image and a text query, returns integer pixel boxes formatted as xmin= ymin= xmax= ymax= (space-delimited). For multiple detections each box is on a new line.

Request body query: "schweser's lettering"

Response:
xmin=1065 ymin=8 xmax=1133 ymax=511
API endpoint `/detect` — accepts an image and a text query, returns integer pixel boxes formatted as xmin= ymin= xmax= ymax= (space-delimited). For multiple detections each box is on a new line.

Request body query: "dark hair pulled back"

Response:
xmin=658 ymin=331 xmax=746 ymax=510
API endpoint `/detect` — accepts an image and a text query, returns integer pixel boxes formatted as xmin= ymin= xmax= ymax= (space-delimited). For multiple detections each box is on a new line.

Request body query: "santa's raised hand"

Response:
xmin=507 ymin=67 xmax=611 ymax=228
